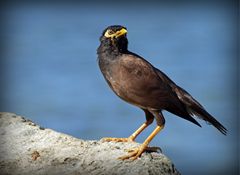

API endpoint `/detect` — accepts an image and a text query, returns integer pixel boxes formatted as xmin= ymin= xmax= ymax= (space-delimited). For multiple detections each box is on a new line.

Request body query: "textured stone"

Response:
xmin=0 ymin=112 xmax=180 ymax=175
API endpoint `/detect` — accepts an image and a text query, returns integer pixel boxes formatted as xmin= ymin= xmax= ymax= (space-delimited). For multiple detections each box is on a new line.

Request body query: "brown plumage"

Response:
xmin=97 ymin=25 xmax=227 ymax=160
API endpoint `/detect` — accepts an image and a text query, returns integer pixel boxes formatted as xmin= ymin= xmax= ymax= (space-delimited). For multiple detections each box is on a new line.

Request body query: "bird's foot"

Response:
xmin=118 ymin=144 xmax=161 ymax=160
xmin=118 ymin=143 xmax=148 ymax=160
xmin=101 ymin=137 xmax=134 ymax=142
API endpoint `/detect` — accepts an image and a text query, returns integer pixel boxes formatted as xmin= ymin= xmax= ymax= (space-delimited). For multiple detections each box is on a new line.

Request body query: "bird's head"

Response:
xmin=99 ymin=25 xmax=128 ymax=53
xmin=102 ymin=25 xmax=127 ymax=40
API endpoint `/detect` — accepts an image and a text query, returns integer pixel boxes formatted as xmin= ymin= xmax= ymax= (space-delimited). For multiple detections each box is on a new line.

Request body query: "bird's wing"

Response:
xmin=111 ymin=53 xmax=201 ymax=126
xmin=112 ymin=54 xmax=186 ymax=112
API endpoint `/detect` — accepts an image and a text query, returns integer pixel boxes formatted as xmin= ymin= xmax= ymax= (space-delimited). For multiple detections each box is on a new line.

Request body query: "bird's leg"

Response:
xmin=119 ymin=111 xmax=165 ymax=160
xmin=102 ymin=110 xmax=154 ymax=142
xmin=119 ymin=126 xmax=163 ymax=160
xmin=102 ymin=121 xmax=151 ymax=142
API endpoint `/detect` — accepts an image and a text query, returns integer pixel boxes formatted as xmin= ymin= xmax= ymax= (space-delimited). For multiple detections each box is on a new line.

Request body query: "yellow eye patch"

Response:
xmin=104 ymin=28 xmax=127 ymax=39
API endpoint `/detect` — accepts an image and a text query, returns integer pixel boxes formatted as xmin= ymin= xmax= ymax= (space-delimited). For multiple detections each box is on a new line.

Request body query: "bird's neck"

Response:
xmin=97 ymin=43 xmax=127 ymax=57
xmin=97 ymin=44 xmax=121 ymax=58
xmin=97 ymin=38 xmax=128 ymax=60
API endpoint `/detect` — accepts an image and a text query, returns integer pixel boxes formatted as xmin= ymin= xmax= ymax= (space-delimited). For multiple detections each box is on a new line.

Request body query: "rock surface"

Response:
xmin=0 ymin=112 xmax=180 ymax=175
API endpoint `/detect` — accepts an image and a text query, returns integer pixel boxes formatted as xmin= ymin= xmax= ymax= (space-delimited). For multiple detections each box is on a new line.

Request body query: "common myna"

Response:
xmin=97 ymin=25 xmax=227 ymax=160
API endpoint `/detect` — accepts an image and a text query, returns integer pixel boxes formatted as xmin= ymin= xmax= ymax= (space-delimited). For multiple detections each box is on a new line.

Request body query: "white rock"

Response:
xmin=0 ymin=112 xmax=180 ymax=175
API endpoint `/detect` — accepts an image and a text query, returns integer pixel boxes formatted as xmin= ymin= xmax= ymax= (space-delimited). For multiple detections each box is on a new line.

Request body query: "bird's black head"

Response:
xmin=98 ymin=25 xmax=128 ymax=55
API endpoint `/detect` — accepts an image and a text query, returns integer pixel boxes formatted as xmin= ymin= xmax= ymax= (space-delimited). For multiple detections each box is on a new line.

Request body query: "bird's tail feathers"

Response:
xmin=175 ymin=86 xmax=227 ymax=135
xmin=188 ymin=105 xmax=227 ymax=135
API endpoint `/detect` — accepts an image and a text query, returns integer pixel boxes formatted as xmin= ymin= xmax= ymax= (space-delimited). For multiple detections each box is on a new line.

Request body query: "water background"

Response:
xmin=1 ymin=1 xmax=238 ymax=174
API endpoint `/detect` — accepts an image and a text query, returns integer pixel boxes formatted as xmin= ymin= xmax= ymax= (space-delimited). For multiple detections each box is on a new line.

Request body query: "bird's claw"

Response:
xmin=101 ymin=137 xmax=134 ymax=142
xmin=118 ymin=144 xmax=147 ymax=160
xmin=120 ymin=145 xmax=162 ymax=160
xmin=145 ymin=146 xmax=162 ymax=153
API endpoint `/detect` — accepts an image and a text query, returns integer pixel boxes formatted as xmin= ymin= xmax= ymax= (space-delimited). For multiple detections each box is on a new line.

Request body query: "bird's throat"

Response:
xmin=97 ymin=37 xmax=128 ymax=58
xmin=98 ymin=43 xmax=122 ymax=58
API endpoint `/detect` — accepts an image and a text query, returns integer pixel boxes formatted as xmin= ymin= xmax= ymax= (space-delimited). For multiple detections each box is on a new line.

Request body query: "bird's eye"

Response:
xmin=108 ymin=30 xmax=114 ymax=35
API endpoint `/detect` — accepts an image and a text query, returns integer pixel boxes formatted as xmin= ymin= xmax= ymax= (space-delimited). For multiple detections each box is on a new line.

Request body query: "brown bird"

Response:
xmin=97 ymin=25 xmax=227 ymax=160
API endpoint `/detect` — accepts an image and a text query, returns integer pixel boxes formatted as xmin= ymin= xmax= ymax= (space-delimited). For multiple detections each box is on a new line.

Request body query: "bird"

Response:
xmin=97 ymin=25 xmax=227 ymax=160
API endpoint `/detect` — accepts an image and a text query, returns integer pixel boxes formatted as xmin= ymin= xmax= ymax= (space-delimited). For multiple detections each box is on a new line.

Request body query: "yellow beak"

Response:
xmin=115 ymin=28 xmax=127 ymax=37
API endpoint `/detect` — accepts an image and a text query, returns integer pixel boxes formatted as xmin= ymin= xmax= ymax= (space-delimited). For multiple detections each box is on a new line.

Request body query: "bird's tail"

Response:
xmin=188 ymin=104 xmax=227 ymax=135
xmin=175 ymin=86 xmax=227 ymax=135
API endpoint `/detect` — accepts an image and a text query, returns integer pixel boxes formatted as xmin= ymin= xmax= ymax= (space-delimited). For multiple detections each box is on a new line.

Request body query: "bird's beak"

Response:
xmin=115 ymin=28 xmax=127 ymax=38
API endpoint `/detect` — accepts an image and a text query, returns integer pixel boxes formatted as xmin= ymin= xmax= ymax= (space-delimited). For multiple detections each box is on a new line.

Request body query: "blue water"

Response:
xmin=1 ymin=2 xmax=238 ymax=174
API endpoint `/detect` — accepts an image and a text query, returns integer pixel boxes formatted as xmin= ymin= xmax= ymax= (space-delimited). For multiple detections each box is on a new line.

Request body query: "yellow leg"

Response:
xmin=119 ymin=125 xmax=164 ymax=160
xmin=102 ymin=122 xmax=150 ymax=142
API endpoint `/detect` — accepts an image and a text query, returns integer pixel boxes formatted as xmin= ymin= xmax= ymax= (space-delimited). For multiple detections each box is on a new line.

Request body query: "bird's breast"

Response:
xmin=99 ymin=56 xmax=161 ymax=109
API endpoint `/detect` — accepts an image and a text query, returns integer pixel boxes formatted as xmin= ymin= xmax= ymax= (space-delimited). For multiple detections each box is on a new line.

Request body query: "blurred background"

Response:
xmin=0 ymin=1 xmax=238 ymax=174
